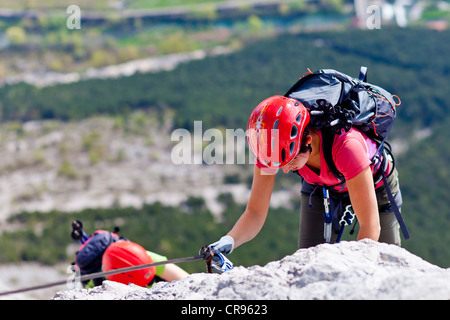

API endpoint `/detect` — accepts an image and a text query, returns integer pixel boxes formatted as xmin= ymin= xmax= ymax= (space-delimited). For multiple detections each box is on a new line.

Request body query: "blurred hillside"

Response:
xmin=0 ymin=0 xmax=449 ymax=286
xmin=2 ymin=0 xmax=447 ymax=84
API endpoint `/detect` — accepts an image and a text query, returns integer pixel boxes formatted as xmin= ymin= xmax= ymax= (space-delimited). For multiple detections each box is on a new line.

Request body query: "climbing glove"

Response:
xmin=209 ymin=235 xmax=234 ymax=256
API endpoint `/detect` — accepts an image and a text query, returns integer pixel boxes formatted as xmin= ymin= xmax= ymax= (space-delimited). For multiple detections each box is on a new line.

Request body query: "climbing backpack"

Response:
xmin=285 ymin=67 xmax=410 ymax=240
xmin=75 ymin=230 xmax=121 ymax=285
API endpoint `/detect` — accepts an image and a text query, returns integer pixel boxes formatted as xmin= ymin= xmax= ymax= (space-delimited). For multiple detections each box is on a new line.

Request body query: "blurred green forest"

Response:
xmin=0 ymin=28 xmax=448 ymax=133
xmin=0 ymin=27 xmax=449 ymax=268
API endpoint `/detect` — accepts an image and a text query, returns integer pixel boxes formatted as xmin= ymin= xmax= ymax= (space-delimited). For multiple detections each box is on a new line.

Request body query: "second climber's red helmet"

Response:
xmin=102 ymin=240 xmax=156 ymax=287
xmin=247 ymin=95 xmax=310 ymax=168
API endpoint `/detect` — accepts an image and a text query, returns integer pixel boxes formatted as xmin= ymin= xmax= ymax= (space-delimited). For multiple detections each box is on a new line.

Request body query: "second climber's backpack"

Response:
xmin=75 ymin=230 xmax=121 ymax=285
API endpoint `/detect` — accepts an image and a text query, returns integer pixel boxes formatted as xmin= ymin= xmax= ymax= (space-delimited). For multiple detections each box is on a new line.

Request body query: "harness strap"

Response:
xmin=380 ymin=172 xmax=411 ymax=240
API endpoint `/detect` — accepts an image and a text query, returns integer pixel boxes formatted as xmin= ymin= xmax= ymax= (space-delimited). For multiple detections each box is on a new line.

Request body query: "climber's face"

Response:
xmin=282 ymin=148 xmax=310 ymax=174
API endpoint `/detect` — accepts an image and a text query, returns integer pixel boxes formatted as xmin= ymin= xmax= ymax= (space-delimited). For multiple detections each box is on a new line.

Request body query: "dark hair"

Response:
xmin=299 ymin=127 xmax=311 ymax=154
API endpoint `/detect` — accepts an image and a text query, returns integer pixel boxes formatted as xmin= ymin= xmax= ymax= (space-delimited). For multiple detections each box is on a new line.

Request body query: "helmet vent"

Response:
xmin=273 ymin=119 xmax=279 ymax=130
xmin=290 ymin=124 xmax=298 ymax=139
xmin=276 ymin=106 xmax=283 ymax=116
xmin=281 ymin=148 xmax=286 ymax=163
xmin=295 ymin=113 xmax=302 ymax=124
xmin=289 ymin=141 xmax=296 ymax=156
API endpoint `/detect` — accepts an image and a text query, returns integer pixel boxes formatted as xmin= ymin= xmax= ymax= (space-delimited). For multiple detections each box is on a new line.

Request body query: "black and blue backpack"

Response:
xmin=285 ymin=67 xmax=410 ymax=241
xmin=75 ymin=230 xmax=121 ymax=286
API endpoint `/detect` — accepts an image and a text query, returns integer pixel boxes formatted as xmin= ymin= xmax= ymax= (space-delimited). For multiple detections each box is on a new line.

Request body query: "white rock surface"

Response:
xmin=52 ymin=240 xmax=450 ymax=300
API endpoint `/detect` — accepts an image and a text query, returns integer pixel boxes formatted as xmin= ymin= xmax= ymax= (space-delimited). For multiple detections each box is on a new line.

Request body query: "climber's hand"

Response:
xmin=209 ymin=235 xmax=234 ymax=256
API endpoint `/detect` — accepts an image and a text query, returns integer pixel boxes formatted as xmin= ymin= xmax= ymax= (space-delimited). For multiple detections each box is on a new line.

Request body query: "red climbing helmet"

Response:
xmin=247 ymin=95 xmax=310 ymax=168
xmin=102 ymin=240 xmax=156 ymax=287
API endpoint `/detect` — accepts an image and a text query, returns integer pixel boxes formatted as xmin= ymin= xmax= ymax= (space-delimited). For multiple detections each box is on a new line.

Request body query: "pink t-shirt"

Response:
xmin=256 ymin=128 xmax=386 ymax=192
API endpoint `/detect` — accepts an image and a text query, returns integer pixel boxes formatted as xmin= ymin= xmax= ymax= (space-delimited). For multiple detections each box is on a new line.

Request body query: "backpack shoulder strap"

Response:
xmin=321 ymin=129 xmax=344 ymax=181
xmin=380 ymin=172 xmax=411 ymax=240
